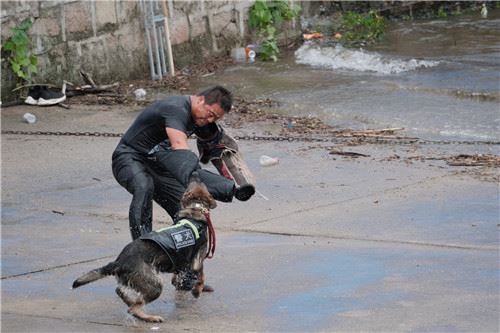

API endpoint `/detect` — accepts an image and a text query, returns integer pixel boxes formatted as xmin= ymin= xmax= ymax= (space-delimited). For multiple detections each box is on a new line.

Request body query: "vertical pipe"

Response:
xmin=141 ymin=0 xmax=155 ymax=80
xmin=161 ymin=0 xmax=175 ymax=76
xmin=150 ymin=0 xmax=162 ymax=79
xmin=158 ymin=25 xmax=167 ymax=76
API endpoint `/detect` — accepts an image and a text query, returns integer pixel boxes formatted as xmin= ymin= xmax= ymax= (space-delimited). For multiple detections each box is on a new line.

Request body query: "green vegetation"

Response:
xmin=249 ymin=0 xmax=300 ymax=61
xmin=339 ymin=10 xmax=385 ymax=47
xmin=437 ymin=6 xmax=448 ymax=18
xmin=2 ymin=18 xmax=38 ymax=82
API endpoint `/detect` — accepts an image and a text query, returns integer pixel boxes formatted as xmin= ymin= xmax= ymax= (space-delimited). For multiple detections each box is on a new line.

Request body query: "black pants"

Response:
xmin=112 ymin=146 xmax=235 ymax=240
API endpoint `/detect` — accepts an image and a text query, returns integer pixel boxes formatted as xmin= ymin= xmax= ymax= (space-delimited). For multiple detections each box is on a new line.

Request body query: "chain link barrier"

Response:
xmin=2 ymin=130 xmax=499 ymax=146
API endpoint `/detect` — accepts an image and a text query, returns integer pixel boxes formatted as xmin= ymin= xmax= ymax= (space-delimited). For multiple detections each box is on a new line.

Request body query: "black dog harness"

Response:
xmin=140 ymin=218 xmax=208 ymax=270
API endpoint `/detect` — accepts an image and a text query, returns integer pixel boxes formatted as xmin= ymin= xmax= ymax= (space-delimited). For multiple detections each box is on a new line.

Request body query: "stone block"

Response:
xmin=115 ymin=0 xmax=140 ymax=25
xmin=32 ymin=17 xmax=61 ymax=37
xmin=211 ymin=10 xmax=236 ymax=35
xmin=64 ymin=1 xmax=92 ymax=39
xmin=0 ymin=1 xmax=39 ymax=19
xmin=169 ymin=15 xmax=189 ymax=45
xmin=95 ymin=0 xmax=118 ymax=33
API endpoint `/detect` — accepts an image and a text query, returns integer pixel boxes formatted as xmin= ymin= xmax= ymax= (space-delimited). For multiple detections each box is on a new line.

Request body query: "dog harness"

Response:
xmin=140 ymin=218 xmax=208 ymax=270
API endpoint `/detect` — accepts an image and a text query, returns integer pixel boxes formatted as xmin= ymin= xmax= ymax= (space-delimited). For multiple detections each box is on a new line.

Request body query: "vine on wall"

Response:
xmin=2 ymin=18 xmax=38 ymax=83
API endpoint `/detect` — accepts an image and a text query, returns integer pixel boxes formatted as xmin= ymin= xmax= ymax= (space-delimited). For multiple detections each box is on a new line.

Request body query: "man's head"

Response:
xmin=191 ymin=86 xmax=232 ymax=127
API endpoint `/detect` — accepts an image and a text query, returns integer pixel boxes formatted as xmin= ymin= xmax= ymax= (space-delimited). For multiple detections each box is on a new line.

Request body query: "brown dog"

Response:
xmin=72 ymin=172 xmax=216 ymax=322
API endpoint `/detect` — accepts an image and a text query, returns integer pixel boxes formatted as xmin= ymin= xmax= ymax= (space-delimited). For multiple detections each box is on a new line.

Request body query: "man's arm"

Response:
xmin=166 ymin=127 xmax=190 ymax=150
xmin=151 ymin=127 xmax=198 ymax=187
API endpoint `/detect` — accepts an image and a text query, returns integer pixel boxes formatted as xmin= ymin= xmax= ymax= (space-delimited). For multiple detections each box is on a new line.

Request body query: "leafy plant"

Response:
xmin=249 ymin=0 xmax=300 ymax=61
xmin=437 ymin=6 xmax=448 ymax=18
xmin=2 ymin=18 xmax=38 ymax=82
xmin=340 ymin=10 xmax=385 ymax=47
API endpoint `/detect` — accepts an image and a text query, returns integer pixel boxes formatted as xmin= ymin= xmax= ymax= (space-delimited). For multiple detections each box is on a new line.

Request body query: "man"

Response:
xmin=112 ymin=85 xmax=254 ymax=240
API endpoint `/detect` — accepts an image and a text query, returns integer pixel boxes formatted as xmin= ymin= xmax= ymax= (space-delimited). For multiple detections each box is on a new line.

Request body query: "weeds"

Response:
xmin=249 ymin=0 xmax=300 ymax=61
xmin=339 ymin=10 xmax=385 ymax=47
xmin=2 ymin=18 xmax=37 ymax=83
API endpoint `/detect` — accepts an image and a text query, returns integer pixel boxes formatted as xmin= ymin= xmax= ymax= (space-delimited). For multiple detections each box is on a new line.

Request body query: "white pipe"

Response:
xmin=149 ymin=1 xmax=162 ymax=79
xmin=161 ymin=0 xmax=175 ymax=76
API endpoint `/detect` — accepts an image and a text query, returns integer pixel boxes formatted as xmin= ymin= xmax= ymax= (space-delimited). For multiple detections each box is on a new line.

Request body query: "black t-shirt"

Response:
xmin=117 ymin=96 xmax=195 ymax=154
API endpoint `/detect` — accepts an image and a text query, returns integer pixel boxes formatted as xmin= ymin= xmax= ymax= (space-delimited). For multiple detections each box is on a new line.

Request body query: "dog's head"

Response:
xmin=181 ymin=172 xmax=217 ymax=210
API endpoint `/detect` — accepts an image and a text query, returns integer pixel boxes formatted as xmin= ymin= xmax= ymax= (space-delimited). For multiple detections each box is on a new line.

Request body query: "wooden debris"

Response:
xmin=80 ymin=69 xmax=97 ymax=87
xmin=347 ymin=128 xmax=404 ymax=136
xmin=57 ymin=103 xmax=70 ymax=109
xmin=329 ymin=150 xmax=370 ymax=158
xmin=66 ymin=71 xmax=119 ymax=97
xmin=446 ymin=154 xmax=500 ymax=167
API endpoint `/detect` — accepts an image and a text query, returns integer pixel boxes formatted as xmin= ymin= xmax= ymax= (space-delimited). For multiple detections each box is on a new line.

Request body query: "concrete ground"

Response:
xmin=1 ymin=103 xmax=499 ymax=332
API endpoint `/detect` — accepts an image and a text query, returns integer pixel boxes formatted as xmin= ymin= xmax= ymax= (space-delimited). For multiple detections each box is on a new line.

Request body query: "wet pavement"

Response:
xmin=2 ymin=101 xmax=499 ymax=332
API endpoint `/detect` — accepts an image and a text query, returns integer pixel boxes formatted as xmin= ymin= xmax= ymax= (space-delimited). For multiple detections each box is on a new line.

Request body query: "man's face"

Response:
xmin=192 ymin=96 xmax=225 ymax=127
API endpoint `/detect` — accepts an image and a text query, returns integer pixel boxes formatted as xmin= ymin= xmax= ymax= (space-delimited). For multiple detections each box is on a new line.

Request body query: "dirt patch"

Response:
xmin=67 ymin=55 xmax=235 ymax=106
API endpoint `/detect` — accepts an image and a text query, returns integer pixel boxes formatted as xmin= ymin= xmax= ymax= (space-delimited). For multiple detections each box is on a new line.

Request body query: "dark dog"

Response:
xmin=72 ymin=172 xmax=216 ymax=322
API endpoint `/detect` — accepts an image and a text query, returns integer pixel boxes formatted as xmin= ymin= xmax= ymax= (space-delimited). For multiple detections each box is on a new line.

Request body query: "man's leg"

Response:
xmin=197 ymin=169 xmax=237 ymax=202
xmin=150 ymin=169 xmax=185 ymax=219
xmin=112 ymin=152 xmax=154 ymax=240
xmin=127 ymin=173 xmax=154 ymax=239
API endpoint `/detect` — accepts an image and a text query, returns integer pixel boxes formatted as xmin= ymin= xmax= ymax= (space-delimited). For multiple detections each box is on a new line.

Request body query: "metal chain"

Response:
xmin=1 ymin=130 xmax=122 ymax=137
xmin=2 ymin=130 xmax=499 ymax=146
xmin=233 ymin=135 xmax=500 ymax=146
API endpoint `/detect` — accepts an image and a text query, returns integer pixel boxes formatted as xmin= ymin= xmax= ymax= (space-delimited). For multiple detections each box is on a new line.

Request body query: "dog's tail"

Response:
xmin=72 ymin=261 xmax=117 ymax=289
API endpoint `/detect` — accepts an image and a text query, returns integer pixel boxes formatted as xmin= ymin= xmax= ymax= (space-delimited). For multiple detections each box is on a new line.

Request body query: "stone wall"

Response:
xmin=2 ymin=0 xmax=286 ymax=100
xmin=2 ymin=1 xmax=144 ymax=98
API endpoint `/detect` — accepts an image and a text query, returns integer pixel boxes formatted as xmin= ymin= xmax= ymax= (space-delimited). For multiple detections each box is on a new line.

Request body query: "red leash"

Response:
xmin=204 ymin=211 xmax=216 ymax=259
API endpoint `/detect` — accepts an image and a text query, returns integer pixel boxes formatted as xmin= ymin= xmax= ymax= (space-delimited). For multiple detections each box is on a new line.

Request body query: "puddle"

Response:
xmin=268 ymin=250 xmax=400 ymax=331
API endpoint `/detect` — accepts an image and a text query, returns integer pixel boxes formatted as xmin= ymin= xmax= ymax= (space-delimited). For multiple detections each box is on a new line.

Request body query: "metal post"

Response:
xmin=149 ymin=0 xmax=162 ymax=79
xmin=141 ymin=0 xmax=156 ymax=80
xmin=161 ymin=0 xmax=175 ymax=76
xmin=158 ymin=25 xmax=168 ymax=76
xmin=141 ymin=0 xmax=174 ymax=79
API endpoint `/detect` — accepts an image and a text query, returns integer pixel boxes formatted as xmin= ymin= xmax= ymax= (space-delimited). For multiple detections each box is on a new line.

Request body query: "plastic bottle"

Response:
xmin=134 ymin=88 xmax=146 ymax=100
xmin=259 ymin=155 xmax=279 ymax=166
xmin=248 ymin=50 xmax=256 ymax=63
xmin=23 ymin=113 xmax=37 ymax=124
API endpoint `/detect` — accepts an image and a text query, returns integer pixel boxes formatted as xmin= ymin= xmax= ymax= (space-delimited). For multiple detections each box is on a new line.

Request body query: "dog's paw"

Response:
xmin=191 ymin=288 xmax=201 ymax=298
xmin=141 ymin=314 xmax=164 ymax=323
xmin=149 ymin=315 xmax=164 ymax=323
xmin=202 ymin=284 xmax=214 ymax=292
xmin=128 ymin=307 xmax=164 ymax=323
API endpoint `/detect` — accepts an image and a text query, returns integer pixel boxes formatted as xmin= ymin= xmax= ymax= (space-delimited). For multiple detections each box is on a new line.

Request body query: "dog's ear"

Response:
xmin=189 ymin=171 xmax=201 ymax=184
xmin=181 ymin=191 xmax=194 ymax=208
